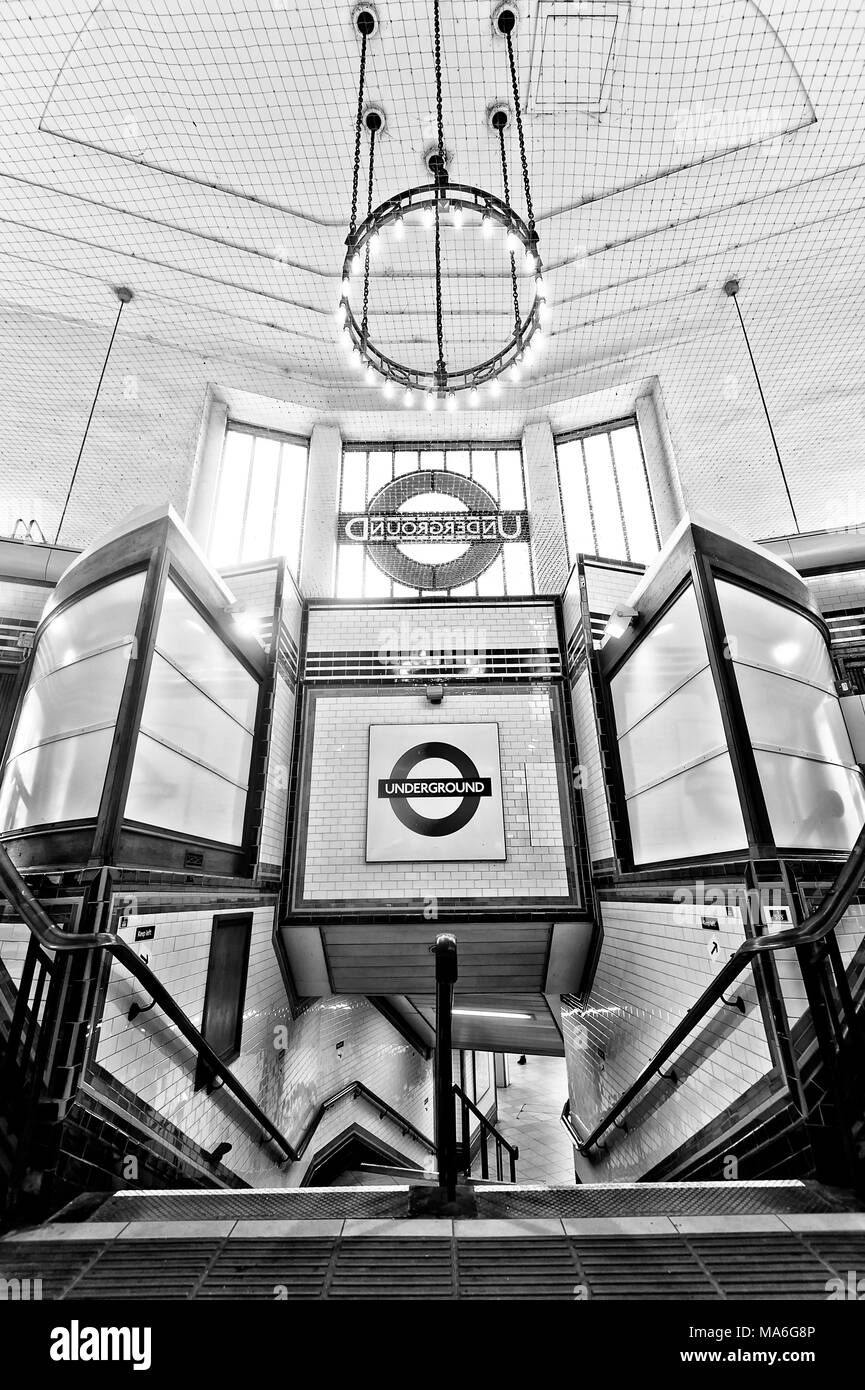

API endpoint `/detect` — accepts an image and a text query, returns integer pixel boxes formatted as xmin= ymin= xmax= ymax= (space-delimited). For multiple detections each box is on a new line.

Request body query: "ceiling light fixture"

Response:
xmin=452 ymin=1008 xmax=535 ymax=1020
xmin=339 ymin=3 xmax=544 ymax=401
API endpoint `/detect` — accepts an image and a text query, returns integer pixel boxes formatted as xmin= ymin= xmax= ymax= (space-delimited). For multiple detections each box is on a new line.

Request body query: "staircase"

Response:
xmin=2 ymin=1180 xmax=863 ymax=1300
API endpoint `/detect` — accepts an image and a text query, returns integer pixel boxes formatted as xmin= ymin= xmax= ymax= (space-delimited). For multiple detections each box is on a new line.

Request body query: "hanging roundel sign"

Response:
xmin=340 ymin=470 xmax=529 ymax=590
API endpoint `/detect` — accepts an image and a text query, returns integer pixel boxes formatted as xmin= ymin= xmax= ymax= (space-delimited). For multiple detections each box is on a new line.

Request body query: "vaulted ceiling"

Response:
xmin=0 ymin=1 xmax=863 ymax=440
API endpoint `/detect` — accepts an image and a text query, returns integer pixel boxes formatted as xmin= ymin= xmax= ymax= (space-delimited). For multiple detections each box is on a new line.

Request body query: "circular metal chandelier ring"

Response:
xmin=339 ymin=180 xmax=545 ymax=395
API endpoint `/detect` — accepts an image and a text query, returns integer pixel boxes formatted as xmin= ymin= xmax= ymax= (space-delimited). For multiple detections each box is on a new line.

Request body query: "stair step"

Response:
xmin=2 ymin=1216 xmax=864 ymax=1301
xmin=35 ymin=1177 xmax=857 ymax=1228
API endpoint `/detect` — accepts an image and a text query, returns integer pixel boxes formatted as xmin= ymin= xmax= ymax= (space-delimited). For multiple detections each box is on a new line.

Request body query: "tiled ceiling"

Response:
xmin=0 ymin=1 xmax=862 ymax=438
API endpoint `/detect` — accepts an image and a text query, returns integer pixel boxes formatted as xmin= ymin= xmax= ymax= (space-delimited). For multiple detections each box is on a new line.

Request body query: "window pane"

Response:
xmin=477 ymin=552 xmax=505 ymax=595
xmin=497 ymin=450 xmax=525 ymax=507
xmin=140 ymin=654 xmax=254 ymax=785
xmin=273 ymin=441 xmax=307 ymax=578
xmin=334 ymin=442 xmax=529 ymax=598
xmin=557 ymin=439 xmax=595 ymax=560
xmin=610 ymin=585 xmax=708 ymax=735
xmin=755 ymin=751 xmax=865 ymax=852
xmin=125 ymin=734 xmax=248 ymax=845
xmin=717 ymin=581 xmax=836 ymax=689
xmin=584 ymin=432 xmax=626 ymax=558
xmin=336 ymin=543 xmax=364 ymax=597
xmin=0 ymin=728 xmax=115 ymax=831
xmin=156 ymin=582 xmax=258 ymax=727
xmin=504 ymin=542 xmax=533 ymax=596
xmin=241 ymin=437 xmax=280 ymax=563
xmin=735 ymin=665 xmax=856 ymax=766
xmin=393 ymin=450 xmax=418 ymax=476
xmin=611 ymin=426 xmax=658 ymax=563
xmin=11 ymin=646 xmax=130 ymax=757
xmin=210 ymin=431 xmax=251 ymax=566
xmin=617 ymin=666 xmax=727 ymax=795
xmin=471 ymin=450 xmax=498 ymax=498
xmin=367 ymin=450 xmax=392 ymax=501
xmin=340 ymin=451 xmax=367 ymax=510
xmin=626 ymin=752 xmax=747 ymax=864
xmin=33 ymin=572 xmax=145 ymax=679
xmin=364 ymin=553 xmax=392 ymax=597
xmin=211 ymin=429 xmax=309 ymax=570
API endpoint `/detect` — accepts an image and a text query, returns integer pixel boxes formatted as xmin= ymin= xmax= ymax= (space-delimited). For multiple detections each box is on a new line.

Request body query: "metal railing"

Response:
xmin=564 ymin=822 xmax=865 ymax=1159
xmin=293 ymin=1080 xmax=437 ymax=1161
xmin=0 ymin=846 xmax=298 ymax=1174
xmin=454 ymin=1083 xmax=519 ymax=1183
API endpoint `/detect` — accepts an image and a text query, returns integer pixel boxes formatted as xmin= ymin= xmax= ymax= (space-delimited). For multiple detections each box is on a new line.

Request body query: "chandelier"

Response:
xmin=336 ymin=2 xmax=548 ymax=408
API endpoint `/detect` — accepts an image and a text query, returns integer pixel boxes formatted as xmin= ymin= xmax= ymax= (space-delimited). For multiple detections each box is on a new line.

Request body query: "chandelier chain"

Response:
xmin=505 ymin=30 xmax=534 ymax=235
xmin=497 ymin=123 xmax=521 ymax=340
xmin=433 ymin=0 xmax=445 ymax=378
xmin=339 ymin=5 xmax=544 ymax=395
xmin=433 ymin=0 xmax=445 ymax=171
xmin=362 ymin=122 xmax=376 ymax=340
xmin=349 ymin=28 xmax=368 ymax=239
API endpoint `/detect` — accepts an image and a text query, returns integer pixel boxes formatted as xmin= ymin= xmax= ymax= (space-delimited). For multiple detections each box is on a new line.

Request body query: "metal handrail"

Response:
xmin=0 ymin=845 xmax=297 ymax=1163
xmin=572 ymin=821 xmax=865 ymax=1154
xmin=560 ymin=1098 xmax=583 ymax=1149
xmin=293 ymin=1079 xmax=436 ymax=1160
xmin=453 ymin=1082 xmax=519 ymax=1182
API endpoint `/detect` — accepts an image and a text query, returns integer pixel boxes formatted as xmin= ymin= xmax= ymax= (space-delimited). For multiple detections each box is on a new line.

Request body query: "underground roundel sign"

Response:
xmin=340 ymin=470 xmax=529 ymax=591
xmin=366 ymin=723 xmax=506 ymax=862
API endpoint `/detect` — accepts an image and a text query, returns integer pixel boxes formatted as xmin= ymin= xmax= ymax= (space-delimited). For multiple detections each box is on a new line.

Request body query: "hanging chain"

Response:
xmin=504 ymin=29 xmax=535 ymax=237
xmin=349 ymin=27 xmax=368 ymax=239
xmin=362 ymin=123 xmax=376 ymax=340
xmin=498 ymin=123 xmax=521 ymax=341
xmin=433 ymin=0 xmax=445 ymax=382
xmin=434 ymin=0 xmax=444 ymax=172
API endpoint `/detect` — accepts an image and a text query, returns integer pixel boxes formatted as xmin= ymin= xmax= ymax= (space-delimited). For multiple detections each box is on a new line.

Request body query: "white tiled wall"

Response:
xmin=300 ymin=687 xmax=570 ymax=902
xmin=564 ymin=898 xmax=774 ymax=1180
xmin=572 ymin=668 xmax=614 ymax=865
xmin=807 ymin=569 xmax=865 ymax=614
xmin=95 ymin=902 xmax=433 ymax=1183
xmin=258 ymin=672 xmax=295 ymax=875
xmin=583 ymin=561 xmax=643 ymax=617
xmin=219 ymin=562 xmax=279 ymax=632
xmin=305 ymin=600 xmax=559 ymax=656
xmin=0 ymin=580 xmax=51 ymax=623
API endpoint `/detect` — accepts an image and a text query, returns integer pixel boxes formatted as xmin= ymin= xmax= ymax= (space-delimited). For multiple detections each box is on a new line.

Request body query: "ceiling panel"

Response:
xmin=408 ymin=990 xmax=565 ymax=1055
xmin=321 ymin=920 xmax=552 ymax=993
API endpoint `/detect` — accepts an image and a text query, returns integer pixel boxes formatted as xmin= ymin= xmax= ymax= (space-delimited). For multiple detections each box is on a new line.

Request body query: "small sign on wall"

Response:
xmin=366 ymin=723 xmax=506 ymax=862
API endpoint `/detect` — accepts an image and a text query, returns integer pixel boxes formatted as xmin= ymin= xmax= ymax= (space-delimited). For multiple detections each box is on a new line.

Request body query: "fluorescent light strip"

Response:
xmin=452 ymin=1008 xmax=534 ymax=1020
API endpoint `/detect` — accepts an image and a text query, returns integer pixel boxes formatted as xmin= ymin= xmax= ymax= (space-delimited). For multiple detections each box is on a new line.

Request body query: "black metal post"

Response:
xmin=432 ymin=932 xmax=458 ymax=1199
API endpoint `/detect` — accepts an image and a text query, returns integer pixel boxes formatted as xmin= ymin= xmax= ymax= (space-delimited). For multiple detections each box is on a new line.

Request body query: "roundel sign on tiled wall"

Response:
xmin=340 ymin=470 xmax=530 ymax=590
xmin=366 ymin=723 xmax=507 ymax=862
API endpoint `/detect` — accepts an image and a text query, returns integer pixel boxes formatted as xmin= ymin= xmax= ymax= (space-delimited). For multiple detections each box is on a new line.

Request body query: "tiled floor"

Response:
xmin=494 ymin=1055 xmax=577 ymax=1186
